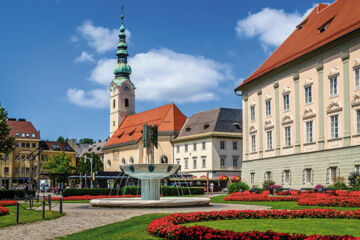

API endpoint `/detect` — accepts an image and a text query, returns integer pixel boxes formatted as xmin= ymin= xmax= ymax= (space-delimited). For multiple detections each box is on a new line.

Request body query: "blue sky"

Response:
xmin=0 ymin=0 xmax=323 ymax=141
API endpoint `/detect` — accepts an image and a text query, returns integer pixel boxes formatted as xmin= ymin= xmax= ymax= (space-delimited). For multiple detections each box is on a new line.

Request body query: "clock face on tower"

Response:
xmin=123 ymin=85 xmax=130 ymax=93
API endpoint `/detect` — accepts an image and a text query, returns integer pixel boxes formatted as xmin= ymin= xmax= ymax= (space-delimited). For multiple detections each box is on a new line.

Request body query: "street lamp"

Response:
xmin=85 ymin=156 xmax=93 ymax=189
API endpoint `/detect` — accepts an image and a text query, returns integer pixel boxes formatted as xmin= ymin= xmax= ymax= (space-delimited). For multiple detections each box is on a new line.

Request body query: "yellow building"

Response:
xmin=40 ymin=141 xmax=77 ymax=171
xmin=235 ymin=0 xmax=360 ymax=189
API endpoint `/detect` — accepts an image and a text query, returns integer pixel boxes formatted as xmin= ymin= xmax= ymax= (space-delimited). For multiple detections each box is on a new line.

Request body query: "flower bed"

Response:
xmin=0 ymin=200 xmax=18 ymax=216
xmin=147 ymin=209 xmax=360 ymax=239
xmin=298 ymin=197 xmax=360 ymax=207
xmin=225 ymin=194 xmax=300 ymax=202
xmin=46 ymin=195 xmax=140 ymax=201
xmin=0 ymin=206 xmax=9 ymax=216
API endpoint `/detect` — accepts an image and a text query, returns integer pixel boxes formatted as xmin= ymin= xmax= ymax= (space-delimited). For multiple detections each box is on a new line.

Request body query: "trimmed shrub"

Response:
xmin=228 ymin=182 xmax=250 ymax=193
xmin=62 ymin=188 xmax=112 ymax=197
xmin=0 ymin=190 xmax=35 ymax=200
xmin=263 ymin=180 xmax=275 ymax=190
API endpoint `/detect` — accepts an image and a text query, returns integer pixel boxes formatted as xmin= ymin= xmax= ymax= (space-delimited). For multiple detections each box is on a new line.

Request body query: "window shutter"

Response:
xmin=289 ymin=171 xmax=292 ymax=185
xmin=302 ymin=169 xmax=305 ymax=184
xmin=326 ymin=168 xmax=330 ymax=184
xmin=311 ymin=169 xmax=314 ymax=185
xmin=281 ymin=171 xmax=284 ymax=185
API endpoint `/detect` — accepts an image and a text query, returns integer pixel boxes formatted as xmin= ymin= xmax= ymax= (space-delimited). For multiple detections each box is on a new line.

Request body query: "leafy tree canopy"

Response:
xmin=79 ymin=138 xmax=94 ymax=144
xmin=42 ymin=151 xmax=74 ymax=174
xmin=77 ymin=152 xmax=104 ymax=174
xmin=0 ymin=103 xmax=15 ymax=160
xmin=57 ymin=136 xmax=69 ymax=144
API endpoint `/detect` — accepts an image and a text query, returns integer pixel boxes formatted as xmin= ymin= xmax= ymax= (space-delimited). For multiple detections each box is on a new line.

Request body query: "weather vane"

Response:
xmin=121 ymin=5 xmax=124 ymax=24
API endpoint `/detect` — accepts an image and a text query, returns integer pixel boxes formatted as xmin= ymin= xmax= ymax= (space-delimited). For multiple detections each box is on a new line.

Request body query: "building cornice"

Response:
xmin=172 ymin=132 xmax=242 ymax=143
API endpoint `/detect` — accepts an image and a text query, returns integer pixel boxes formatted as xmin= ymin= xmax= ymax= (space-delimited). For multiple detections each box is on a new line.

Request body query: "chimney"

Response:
xmin=68 ymin=139 xmax=77 ymax=150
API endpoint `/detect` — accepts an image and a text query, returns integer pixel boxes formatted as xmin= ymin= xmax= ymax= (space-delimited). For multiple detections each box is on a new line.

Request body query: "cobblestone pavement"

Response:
xmin=0 ymin=201 xmax=270 ymax=240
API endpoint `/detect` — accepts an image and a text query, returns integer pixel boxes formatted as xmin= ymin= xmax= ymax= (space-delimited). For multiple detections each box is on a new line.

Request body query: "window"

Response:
xmin=285 ymin=126 xmax=291 ymax=147
xmin=21 ymin=133 xmax=25 ymax=137
xmin=329 ymin=75 xmax=338 ymax=97
xmin=21 ymin=167 xmax=25 ymax=174
xmin=203 ymin=124 xmax=210 ymax=129
xmin=250 ymin=106 xmax=255 ymax=121
xmin=250 ymin=172 xmax=255 ymax=185
xmin=284 ymin=170 xmax=290 ymax=184
xmin=26 ymin=143 xmax=30 ymax=148
xmin=357 ymin=110 xmax=360 ymax=134
xmin=355 ymin=67 xmax=360 ymax=89
xmin=41 ymin=155 xmax=45 ymax=161
xmin=31 ymin=133 xmax=35 ymax=138
xmin=330 ymin=115 xmax=339 ymax=139
xmin=330 ymin=167 xmax=337 ymax=183
xmin=160 ymin=155 xmax=168 ymax=164
xmin=176 ymin=158 xmax=180 ymax=165
xmin=233 ymin=141 xmax=238 ymax=150
xmin=112 ymin=121 xmax=115 ymax=126
xmin=305 ymin=168 xmax=312 ymax=183
xmin=121 ymin=158 xmax=126 ymax=164
xmin=184 ymin=144 xmax=188 ymax=152
xmin=202 ymin=142 xmax=206 ymax=150
xmin=125 ymin=98 xmax=129 ymax=107
xmin=26 ymin=133 xmax=29 ymax=137
xmin=283 ymin=93 xmax=290 ymax=111
xmin=232 ymin=156 xmax=239 ymax=167
xmin=220 ymin=141 xmax=226 ymax=150
xmin=185 ymin=127 xmax=191 ymax=132
xmin=184 ymin=158 xmax=189 ymax=169
xmin=15 ymin=168 xmax=18 ymax=174
xmin=32 ymin=143 xmax=36 ymax=148
xmin=220 ymin=156 xmax=226 ymax=167
xmin=251 ymin=135 xmax=256 ymax=152
xmin=193 ymin=143 xmax=197 ymax=151
xmin=265 ymin=171 xmax=272 ymax=181
xmin=4 ymin=154 xmax=8 ymax=160
xmin=193 ymin=157 xmax=197 ymax=169
xmin=202 ymin=157 xmax=206 ymax=168
xmin=266 ymin=130 xmax=273 ymax=150
xmin=15 ymin=133 xmax=19 ymax=137
xmin=176 ymin=145 xmax=180 ymax=153
xmin=15 ymin=143 xmax=19 ymax=147
xmin=318 ymin=18 xmax=334 ymax=33
xmin=113 ymin=99 xmax=116 ymax=108
xmin=306 ymin=121 xmax=313 ymax=143
xmin=4 ymin=167 xmax=9 ymax=174
xmin=305 ymin=85 xmax=312 ymax=104
xmin=130 ymin=157 xmax=134 ymax=164
xmin=355 ymin=165 xmax=360 ymax=175
xmin=21 ymin=143 xmax=25 ymax=148
xmin=265 ymin=100 xmax=271 ymax=116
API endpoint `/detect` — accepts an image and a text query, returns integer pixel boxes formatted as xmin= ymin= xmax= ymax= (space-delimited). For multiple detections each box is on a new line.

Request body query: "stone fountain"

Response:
xmin=90 ymin=124 xmax=210 ymax=208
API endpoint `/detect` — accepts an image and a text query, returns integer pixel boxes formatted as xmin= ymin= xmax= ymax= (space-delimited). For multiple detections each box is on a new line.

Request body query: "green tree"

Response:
xmin=42 ymin=152 xmax=75 ymax=182
xmin=79 ymin=138 xmax=94 ymax=144
xmin=77 ymin=153 xmax=104 ymax=174
xmin=0 ymin=103 xmax=15 ymax=160
xmin=57 ymin=136 xmax=69 ymax=144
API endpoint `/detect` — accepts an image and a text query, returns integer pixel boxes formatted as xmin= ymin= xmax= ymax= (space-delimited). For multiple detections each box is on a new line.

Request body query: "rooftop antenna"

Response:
xmin=121 ymin=5 xmax=124 ymax=24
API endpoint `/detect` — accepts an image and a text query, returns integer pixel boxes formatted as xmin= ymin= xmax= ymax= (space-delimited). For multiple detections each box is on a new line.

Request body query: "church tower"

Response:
xmin=109 ymin=8 xmax=135 ymax=136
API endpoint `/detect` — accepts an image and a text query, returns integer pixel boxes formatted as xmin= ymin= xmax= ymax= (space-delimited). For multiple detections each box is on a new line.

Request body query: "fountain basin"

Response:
xmin=90 ymin=197 xmax=210 ymax=208
xmin=120 ymin=163 xmax=180 ymax=179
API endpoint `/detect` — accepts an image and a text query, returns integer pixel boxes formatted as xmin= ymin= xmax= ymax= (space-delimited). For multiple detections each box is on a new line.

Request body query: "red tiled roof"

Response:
xmin=236 ymin=0 xmax=360 ymax=90
xmin=42 ymin=141 xmax=75 ymax=152
xmin=7 ymin=119 xmax=40 ymax=139
xmin=106 ymin=103 xmax=187 ymax=147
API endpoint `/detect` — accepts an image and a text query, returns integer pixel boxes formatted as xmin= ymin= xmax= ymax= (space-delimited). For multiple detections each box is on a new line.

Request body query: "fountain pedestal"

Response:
xmin=141 ymin=179 xmax=160 ymax=200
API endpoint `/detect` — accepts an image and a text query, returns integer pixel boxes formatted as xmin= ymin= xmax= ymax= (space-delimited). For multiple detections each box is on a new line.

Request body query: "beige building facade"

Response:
xmin=236 ymin=1 xmax=360 ymax=189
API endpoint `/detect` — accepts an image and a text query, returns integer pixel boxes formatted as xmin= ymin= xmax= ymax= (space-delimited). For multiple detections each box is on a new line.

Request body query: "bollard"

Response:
xmin=37 ymin=194 xmax=39 ymax=203
xmin=48 ymin=194 xmax=51 ymax=211
xmin=16 ymin=203 xmax=19 ymax=223
xmin=42 ymin=199 xmax=45 ymax=219
xmin=29 ymin=196 xmax=32 ymax=210
xmin=59 ymin=197 xmax=63 ymax=215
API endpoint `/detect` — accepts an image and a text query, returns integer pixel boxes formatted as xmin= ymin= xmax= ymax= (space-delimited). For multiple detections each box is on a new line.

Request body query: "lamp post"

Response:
xmin=85 ymin=156 xmax=93 ymax=189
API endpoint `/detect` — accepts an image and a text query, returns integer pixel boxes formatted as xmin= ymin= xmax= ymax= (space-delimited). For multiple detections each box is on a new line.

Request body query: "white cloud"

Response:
xmin=77 ymin=20 xmax=131 ymax=53
xmin=235 ymin=7 xmax=312 ymax=48
xmin=67 ymin=48 xmax=233 ymax=107
xmin=74 ymin=51 xmax=95 ymax=63
xmin=66 ymin=88 xmax=108 ymax=108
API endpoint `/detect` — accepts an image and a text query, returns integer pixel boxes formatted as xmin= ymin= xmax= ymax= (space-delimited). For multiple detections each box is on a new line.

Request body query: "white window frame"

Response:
xmin=283 ymin=93 xmax=290 ymax=112
xmin=250 ymin=172 xmax=255 ymax=185
xmin=265 ymin=100 xmax=271 ymax=117
xmin=220 ymin=156 xmax=226 ymax=167
xmin=202 ymin=142 xmax=206 ymax=150
xmin=355 ymin=67 xmax=360 ymax=90
xmin=184 ymin=158 xmax=189 ymax=169
xmin=329 ymin=75 xmax=338 ymax=97
xmin=305 ymin=168 xmax=312 ymax=184
xmin=232 ymin=155 xmax=239 ymax=167
xmin=176 ymin=145 xmax=180 ymax=153
xmin=176 ymin=158 xmax=180 ymax=165
xmin=284 ymin=126 xmax=292 ymax=147
xmin=251 ymin=134 xmax=256 ymax=153
xmin=284 ymin=170 xmax=290 ymax=184
xmin=193 ymin=143 xmax=197 ymax=151
xmin=220 ymin=141 xmax=226 ymax=150
xmin=330 ymin=114 xmax=340 ymax=139
xmin=266 ymin=130 xmax=273 ymax=150
xmin=232 ymin=141 xmax=238 ymax=150
xmin=202 ymin=157 xmax=206 ymax=168
xmin=305 ymin=85 xmax=312 ymax=104
xmin=193 ymin=157 xmax=197 ymax=169
xmin=355 ymin=165 xmax=360 ymax=175
xmin=184 ymin=144 xmax=188 ymax=152
xmin=305 ymin=120 xmax=314 ymax=143
xmin=250 ymin=106 xmax=255 ymax=122
xmin=265 ymin=171 xmax=272 ymax=181
xmin=356 ymin=109 xmax=360 ymax=134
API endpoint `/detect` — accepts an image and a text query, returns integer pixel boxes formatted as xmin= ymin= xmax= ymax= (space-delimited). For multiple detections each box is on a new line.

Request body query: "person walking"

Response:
xmin=209 ymin=182 xmax=214 ymax=195
xmin=24 ymin=182 xmax=29 ymax=201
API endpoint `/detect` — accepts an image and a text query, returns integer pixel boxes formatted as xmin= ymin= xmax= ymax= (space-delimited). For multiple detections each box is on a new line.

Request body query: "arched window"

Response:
xmin=113 ymin=99 xmax=116 ymax=108
xmin=125 ymin=98 xmax=129 ymax=107
xmin=122 ymin=158 xmax=126 ymax=164
xmin=107 ymin=160 xmax=111 ymax=167
xmin=160 ymin=155 xmax=168 ymax=164
xmin=130 ymin=157 xmax=134 ymax=164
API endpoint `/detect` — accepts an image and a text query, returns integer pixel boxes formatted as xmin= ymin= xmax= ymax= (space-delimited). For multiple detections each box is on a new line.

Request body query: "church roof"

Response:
xmin=236 ymin=0 xmax=360 ymax=91
xmin=105 ymin=103 xmax=187 ymax=149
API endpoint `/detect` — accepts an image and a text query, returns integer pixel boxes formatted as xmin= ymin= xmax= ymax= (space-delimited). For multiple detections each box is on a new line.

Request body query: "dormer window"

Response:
xmin=318 ymin=17 xmax=334 ymax=34
xmin=117 ymin=132 xmax=124 ymax=138
xmin=185 ymin=127 xmax=191 ymax=132
xmin=129 ymin=129 xmax=135 ymax=136
xmin=203 ymin=124 xmax=209 ymax=129
xmin=232 ymin=123 xmax=241 ymax=130
xmin=296 ymin=19 xmax=308 ymax=30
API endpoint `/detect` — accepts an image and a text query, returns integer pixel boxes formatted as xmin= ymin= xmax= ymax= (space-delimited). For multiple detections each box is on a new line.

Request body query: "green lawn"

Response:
xmin=185 ymin=218 xmax=360 ymax=237
xmin=58 ymin=214 xmax=167 ymax=240
xmin=0 ymin=203 xmax=63 ymax=228
xmin=210 ymin=195 xmax=360 ymax=211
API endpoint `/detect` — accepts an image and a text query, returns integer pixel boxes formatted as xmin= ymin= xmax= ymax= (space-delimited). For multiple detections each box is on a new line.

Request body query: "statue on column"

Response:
xmin=142 ymin=124 xmax=158 ymax=163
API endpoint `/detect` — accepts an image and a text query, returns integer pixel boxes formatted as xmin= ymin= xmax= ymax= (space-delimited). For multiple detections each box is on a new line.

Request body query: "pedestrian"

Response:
xmin=24 ymin=182 xmax=29 ymax=201
xmin=209 ymin=182 xmax=214 ymax=195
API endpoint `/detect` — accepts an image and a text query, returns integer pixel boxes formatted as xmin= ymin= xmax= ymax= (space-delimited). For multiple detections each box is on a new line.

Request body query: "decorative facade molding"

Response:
xmin=304 ymin=77 xmax=313 ymax=86
xmin=250 ymin=100 xmax=256 ymax=106
xmin=353 ymin=57 xmax=360 ymax=68
xmin=352 ymin=94 xmax=360 ymax=108
xmin=328 ymin=66 xmax=339 ymax=77
xmin=264 ymin=119 xmax=274 ymax=130
xmin=282 ymin=114 xmax=293 ymax=125
xmin=316 ymin=62 xmax=324 ymax=72
xmin=293 ymin=73 xmax=299 ymax=81
xmin=303 ymin=107 xmax=316 ymax=120
xmin=265 ymin=94 xmax=272 ymax=101
xmin=249 ymin=126 xmax=257 ymax=134
xmin=341 ymin=51 xmax=350 ymax=62
xmin=257 ymin=89 xmax=262 ymax=95
xmin=282 ymin=86 xmax=291 ymax=94
xmin=327 ymin=100 xmax=343 ymax=114
xmin=273 ymin=82 xmax=279 ymax=89
xmin=243 ymin=95 xmax=248 ymax=101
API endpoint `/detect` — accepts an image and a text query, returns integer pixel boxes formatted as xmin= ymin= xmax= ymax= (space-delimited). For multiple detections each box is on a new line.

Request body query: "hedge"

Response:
xmin=62 ymin=186 xmax=204 ymax=197
xmin=0 ymin=190 xmax=35 ymax=200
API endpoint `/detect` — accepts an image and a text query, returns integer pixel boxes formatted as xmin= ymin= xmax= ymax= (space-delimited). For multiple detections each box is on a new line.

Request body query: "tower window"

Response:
xmin=113 ymin=99 xmax=116 ymax=108
xmin=125 ymin=98 xmax=129 ymax=107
